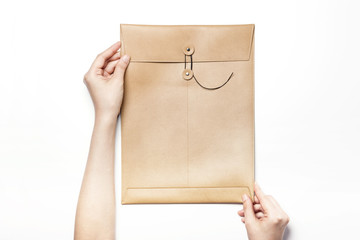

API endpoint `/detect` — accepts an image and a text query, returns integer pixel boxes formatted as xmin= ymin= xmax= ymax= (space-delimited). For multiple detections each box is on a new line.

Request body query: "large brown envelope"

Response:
xmin=120 ymin=24 xmax=255 ymax=204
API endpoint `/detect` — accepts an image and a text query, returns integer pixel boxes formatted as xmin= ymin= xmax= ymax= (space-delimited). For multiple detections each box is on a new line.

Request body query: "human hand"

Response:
xmin=83 ymin=41 xmax=130 ymax=120
xmin=238 ymin=183 xmax=290 ymax=240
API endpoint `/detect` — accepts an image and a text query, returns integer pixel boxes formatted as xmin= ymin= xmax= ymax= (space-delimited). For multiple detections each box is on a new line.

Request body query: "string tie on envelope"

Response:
xmin=183 ymin=53 xmax=234 ymax=90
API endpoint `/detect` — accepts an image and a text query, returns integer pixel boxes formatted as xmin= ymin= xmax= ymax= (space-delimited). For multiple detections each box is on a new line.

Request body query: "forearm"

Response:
xmin=74 ymin=114 xmax=118 ymax=240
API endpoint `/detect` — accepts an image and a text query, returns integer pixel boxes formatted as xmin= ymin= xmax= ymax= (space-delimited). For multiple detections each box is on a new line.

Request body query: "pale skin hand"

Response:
xmin=74 ymin=41 xmax=130 ymax=240
xmin=238 ymin=183 xmax=290 ymax=240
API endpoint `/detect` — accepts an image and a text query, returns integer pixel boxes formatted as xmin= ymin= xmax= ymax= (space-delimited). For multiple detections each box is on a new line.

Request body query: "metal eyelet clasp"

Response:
xmin=182 ymin=69 xmax=193 ymax=80
xmin=183 ymin=44 xmax=195 ymax=55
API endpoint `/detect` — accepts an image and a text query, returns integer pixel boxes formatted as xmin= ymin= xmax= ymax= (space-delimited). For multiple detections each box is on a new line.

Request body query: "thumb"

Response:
xmin=242 ymin=194 xmax=256 ymax=223
xmin=113 ymin=54 xmax=130 ymax=79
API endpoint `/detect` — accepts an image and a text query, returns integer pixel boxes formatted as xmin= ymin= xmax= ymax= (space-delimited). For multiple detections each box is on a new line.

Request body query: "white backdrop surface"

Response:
xmin=0 ymin=0 xmax=359 ymax=239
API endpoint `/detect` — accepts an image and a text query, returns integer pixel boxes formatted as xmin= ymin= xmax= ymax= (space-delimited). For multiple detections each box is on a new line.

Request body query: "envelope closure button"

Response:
xmin=183 ymin=44 xmax=195 ymax=55
xmin=182 ymin=69 xmax=194 ymax=80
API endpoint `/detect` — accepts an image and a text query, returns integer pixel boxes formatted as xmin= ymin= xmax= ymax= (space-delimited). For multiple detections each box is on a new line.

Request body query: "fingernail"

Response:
xmin=121 ymin=55 xmax=130 ymax=64
xmin=242 ymin=194 xmax=248 ymax=202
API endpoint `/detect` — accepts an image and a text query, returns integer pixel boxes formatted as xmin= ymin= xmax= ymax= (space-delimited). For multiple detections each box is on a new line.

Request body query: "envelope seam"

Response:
xmin=127 ymin=186 xmax=251 ymax=190
xmin=186 ymin=73 xmax=189 ymax=186
xmin=247 ymin=24 xmax=255 ymax=60
xmin=120 ymin=24 xmax=126 ymax=55
xmin=129 ymin=59 xmax=250 ymax=63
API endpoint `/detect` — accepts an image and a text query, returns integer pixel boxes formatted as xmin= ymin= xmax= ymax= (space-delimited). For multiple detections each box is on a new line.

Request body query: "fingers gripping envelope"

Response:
xmin=120 ymin=24 xmax=255 ymax=204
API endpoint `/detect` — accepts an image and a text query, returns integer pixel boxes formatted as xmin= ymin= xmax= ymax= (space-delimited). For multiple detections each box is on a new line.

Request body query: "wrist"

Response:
xmin=94 ymin=111 xmax=118 ymax=126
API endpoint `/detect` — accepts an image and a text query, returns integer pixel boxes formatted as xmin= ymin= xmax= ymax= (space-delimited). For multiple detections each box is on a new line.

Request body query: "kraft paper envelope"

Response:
xmin=120 ymin=24 xmax=255 ymax=204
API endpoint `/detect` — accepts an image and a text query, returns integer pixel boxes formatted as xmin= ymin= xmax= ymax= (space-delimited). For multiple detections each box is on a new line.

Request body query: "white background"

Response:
xmin=0 ymin=0 xmax=359 ymax=239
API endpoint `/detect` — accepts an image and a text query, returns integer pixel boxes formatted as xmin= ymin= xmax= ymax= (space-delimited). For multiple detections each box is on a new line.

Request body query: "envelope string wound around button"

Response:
xmin=184 ymin=54 xmax=234 ymax=90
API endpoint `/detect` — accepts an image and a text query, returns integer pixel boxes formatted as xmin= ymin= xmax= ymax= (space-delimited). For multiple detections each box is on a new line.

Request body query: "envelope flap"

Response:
xmin=120 ymin=24 xmax=254 ymax=63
